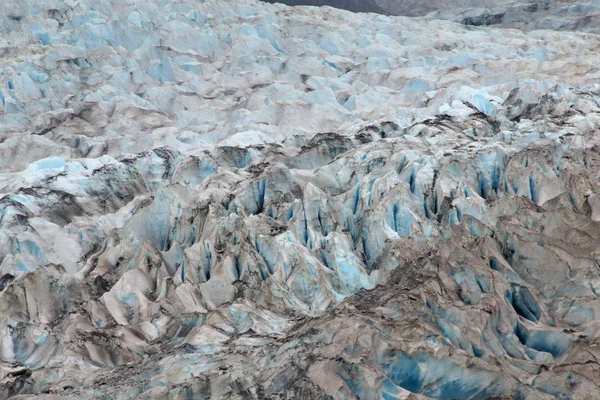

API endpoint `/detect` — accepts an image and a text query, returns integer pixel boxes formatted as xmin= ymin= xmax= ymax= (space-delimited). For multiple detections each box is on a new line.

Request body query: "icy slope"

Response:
xmin=260 ymin=0 xmax=600 ymax=33
xmin=428 ymin=0 xmax=600 ymax=33
xmin=260 ymin=0 xmax=524 ymax=17
xmin=259 ymin=0 xmax=390 ymax=15
xmin=1 ymin=0 xmax=600 ymax=398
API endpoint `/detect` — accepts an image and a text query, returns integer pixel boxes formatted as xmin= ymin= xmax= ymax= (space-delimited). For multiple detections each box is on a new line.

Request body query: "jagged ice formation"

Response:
xmin=1 ymin=0 xmax=600 ymax=399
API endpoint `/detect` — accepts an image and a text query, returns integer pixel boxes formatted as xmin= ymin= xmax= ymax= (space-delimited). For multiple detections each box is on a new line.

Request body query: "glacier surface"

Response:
xmin=1 ymin=0 xmax=600 ymax=399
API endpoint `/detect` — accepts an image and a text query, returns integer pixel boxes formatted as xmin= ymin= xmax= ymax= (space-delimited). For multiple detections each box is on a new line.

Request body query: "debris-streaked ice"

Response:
xmin=2 ymin=0 xmax=600 ymax=398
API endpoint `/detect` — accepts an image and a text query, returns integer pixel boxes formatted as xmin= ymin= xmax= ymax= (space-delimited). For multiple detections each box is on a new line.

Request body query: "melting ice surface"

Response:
xmin=2 ymin=0 xmax=600 ymax=398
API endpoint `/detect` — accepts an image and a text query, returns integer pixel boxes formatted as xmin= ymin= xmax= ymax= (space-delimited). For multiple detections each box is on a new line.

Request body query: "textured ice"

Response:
xmin=259 ymin=0 xmax=515 ymax=17
xmin=1 ymin=0 xmax=600 ymax=399
xmin=429 ymin=0 xmax=600 ymax=34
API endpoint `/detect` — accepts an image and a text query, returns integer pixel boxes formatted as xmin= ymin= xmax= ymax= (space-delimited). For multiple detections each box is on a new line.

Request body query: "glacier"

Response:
xmin=1 ymin=0 xmax=600 ymax=398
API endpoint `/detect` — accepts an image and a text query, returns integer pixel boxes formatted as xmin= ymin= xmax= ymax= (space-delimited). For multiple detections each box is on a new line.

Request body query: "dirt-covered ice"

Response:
xmin=1 ymin=0 xmax=600 ymax=398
